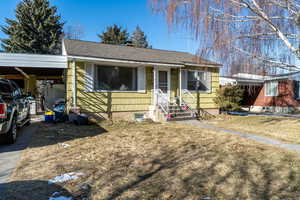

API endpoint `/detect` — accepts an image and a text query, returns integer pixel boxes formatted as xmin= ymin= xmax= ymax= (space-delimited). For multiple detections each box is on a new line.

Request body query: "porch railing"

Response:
xmin=154 ymin=89 xmax=170 ymax=115
xmin=182 ymin=89 xmax=197 ymax=110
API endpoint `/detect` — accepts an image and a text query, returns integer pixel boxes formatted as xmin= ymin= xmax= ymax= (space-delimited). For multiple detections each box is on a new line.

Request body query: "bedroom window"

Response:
xmin=265 ymin=81 xmax=278 ymax=96
xmin=94 ymin=65 xmax=137 ymax=91
xmin=187 ymin=70 xmax=210 ymax=92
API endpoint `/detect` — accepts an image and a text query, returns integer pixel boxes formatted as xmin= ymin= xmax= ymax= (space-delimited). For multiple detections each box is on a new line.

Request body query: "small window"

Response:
xmin=294 ymin=81 xmax=300 ymax=99
xmin=265 ymin=81 xmax=278 ymax=96
xmin=94 ymin=65 xmax=137 ymax=91
xmin=187 ymin=70 xmax=210 ymax=91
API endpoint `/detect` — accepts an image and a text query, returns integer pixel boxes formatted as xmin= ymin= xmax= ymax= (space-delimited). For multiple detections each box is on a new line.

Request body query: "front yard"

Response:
xmin=207 ymin=115 xmax=300 ymax=145
xmin=4 ymin=119 xmax=300 ymax=199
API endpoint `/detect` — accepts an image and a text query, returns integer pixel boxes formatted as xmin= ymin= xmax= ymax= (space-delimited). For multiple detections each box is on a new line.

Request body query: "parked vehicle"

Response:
xmin=0 ymin=79 xmax=30 ymax=144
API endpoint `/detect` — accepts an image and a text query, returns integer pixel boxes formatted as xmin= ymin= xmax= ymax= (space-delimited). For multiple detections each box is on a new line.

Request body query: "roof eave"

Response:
xmin=183 ymin=62 xmax=222 ymax=68
xmin=67 ymin=55 xmax=185 ymax=67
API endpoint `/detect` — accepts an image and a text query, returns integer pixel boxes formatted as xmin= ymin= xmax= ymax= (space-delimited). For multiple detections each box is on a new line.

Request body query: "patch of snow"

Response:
xmin=48 ymin=172 xmax=84 ymax=184
xmin=49 ymin=196 xmax=72 ymax=200
xmin=59 ymin=143 xmax=71 ymax=148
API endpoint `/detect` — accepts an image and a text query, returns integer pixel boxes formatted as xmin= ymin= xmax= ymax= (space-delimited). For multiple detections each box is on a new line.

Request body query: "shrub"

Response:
xmin=214 ymin=85 xmax=244 ymax=111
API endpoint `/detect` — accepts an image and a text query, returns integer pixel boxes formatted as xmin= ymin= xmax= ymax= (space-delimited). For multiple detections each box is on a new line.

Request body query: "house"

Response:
xmin=220 ymin=72 xmax=300 ymax=113
xmin=251 ymin=72 xmax=300 ymax=113
xmin=62 ymin=39 xmax=222 ymax=121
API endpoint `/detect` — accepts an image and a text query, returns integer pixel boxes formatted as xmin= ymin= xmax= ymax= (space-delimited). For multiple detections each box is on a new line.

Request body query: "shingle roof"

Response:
xmin=63 ymin=39 xmax=221 ymax=67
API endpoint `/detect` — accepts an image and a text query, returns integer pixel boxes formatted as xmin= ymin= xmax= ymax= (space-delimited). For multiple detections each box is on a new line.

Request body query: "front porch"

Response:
xmin=148 ymin=66 xmax=216 ymax=121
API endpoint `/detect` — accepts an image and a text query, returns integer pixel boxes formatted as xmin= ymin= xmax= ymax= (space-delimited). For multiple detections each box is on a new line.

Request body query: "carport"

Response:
xmin=0 ymin=53 xmax=67 ymax=110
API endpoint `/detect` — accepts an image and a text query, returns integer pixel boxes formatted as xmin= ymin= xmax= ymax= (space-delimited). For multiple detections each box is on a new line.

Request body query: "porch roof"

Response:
xmin=63 ymin=39 xmax=222 ymax=67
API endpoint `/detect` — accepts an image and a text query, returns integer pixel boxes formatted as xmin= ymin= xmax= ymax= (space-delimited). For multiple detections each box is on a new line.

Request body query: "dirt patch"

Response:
xmin=4 ymin=120 xmax=300 ymax=199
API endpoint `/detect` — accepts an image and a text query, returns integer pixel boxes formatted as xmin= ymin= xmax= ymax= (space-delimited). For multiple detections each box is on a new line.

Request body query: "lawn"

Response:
xmin=4 ymin=120 xmax=300 ymax=200
xmin=207 ymin=115 xmax=300 ymax=145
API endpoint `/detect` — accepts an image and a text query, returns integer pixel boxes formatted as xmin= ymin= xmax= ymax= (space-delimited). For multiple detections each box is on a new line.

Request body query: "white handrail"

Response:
xmin=182 ymin=89 xmax=197 ymax=111
xmin=182 ymin=89 xmax=196 ymax=102
xmin=154 ymin=89 xmax=169 ymax=115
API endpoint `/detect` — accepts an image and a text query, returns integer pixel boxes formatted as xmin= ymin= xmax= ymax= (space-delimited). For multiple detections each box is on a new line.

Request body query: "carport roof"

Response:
xmin=0 ymin=53 xmax=67 ymax=69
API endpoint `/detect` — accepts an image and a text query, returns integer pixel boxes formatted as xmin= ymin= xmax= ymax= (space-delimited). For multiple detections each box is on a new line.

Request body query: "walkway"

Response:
xmin=0 ymin=121 xmax=39 ymax=197
xmin=181 ymin=120 xmax=300 ymax=153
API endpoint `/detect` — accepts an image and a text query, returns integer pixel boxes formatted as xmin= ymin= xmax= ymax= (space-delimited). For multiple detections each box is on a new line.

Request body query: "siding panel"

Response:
xmin=71 ymin=62 xmax=220 ymax=113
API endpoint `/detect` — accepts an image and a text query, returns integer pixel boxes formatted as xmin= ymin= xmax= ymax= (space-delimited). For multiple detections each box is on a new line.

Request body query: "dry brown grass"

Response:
xmin=4 ymin=120 xmax=300 ymax=200
xmin=207 ymin=115 xmax=300 ymax=145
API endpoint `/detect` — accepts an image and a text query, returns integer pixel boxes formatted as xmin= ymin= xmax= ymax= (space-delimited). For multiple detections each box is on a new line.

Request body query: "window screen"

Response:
xmin=94 ymin=65 xmax=137 ymax=91
xmin=187 ymin=70 xmax=209 ymax=91
xmin=265 ymin=81 xmax=278 ymax=96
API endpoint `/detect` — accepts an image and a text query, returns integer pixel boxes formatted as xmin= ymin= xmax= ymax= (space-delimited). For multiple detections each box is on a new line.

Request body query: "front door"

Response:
xmin=157 ymin=70 xmax=169 ymax=105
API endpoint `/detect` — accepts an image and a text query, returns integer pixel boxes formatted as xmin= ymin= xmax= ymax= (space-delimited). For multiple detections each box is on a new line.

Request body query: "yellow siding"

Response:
xmin=66 ymin=61 xmax=220 ymax=114
xmin=76 ymin=62 xmax=153 ymax=112
xmin=183 ymin=66 xmax=220 ymax=109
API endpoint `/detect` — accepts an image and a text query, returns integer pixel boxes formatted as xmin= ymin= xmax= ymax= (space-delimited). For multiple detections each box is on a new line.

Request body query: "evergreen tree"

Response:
xmin=98 ymin=25 xmax=129 ymax=45
xmin=131 ymin=25 xmax=150 ymax=48
xmin=1 ymin=0 xmax=63 ymax=54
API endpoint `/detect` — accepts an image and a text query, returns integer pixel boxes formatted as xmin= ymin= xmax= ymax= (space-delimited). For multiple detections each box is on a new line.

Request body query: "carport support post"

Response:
xmin=72 ymin=60 xmax=77 ymax=108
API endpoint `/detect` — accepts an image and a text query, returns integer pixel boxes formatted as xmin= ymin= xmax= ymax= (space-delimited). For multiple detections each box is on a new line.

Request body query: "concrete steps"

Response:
xmin=159 ymin=104 xmax=197 ymax=121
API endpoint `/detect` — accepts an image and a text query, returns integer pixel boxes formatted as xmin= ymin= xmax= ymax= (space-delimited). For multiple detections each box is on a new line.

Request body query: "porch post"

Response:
xmin=179 ymin=67 xmax=182 ymax=105
xmin=153 ymin=66 xmax=157 ymax=106
xmin=72 ymin=59 xmax=77 ymax=107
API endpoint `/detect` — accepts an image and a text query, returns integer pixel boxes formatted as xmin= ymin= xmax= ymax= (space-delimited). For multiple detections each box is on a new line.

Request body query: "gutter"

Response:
xmin=183 ymin=62 xmax=222 ymax=68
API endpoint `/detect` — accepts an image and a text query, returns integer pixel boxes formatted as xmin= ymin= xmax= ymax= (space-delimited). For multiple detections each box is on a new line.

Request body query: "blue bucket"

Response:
xmin=44 ymin=112 xmax=54 ymax=122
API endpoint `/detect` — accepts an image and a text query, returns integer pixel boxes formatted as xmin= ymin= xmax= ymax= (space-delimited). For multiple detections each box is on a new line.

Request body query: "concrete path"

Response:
xmin=181 ymin=120 xmax=300 ymax=153
xmin=0 ymin=121 xmax=39 ymax=196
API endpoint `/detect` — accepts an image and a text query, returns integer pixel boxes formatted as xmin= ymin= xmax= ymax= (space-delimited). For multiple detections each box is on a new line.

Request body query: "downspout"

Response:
xmin=71 ymin=59 xmax=77 ymax=108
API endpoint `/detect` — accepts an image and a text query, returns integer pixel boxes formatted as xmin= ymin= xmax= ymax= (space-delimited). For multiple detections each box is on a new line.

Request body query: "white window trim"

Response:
xmin=265 ymin=81 xmax=279 ymax=97
xmin=295 ymin=81 xmax=300 ymax=100
xmin=85 ymin=64 xmax=145 ymax=93
xmin=187 ymin=69 xmax=211 ymax=93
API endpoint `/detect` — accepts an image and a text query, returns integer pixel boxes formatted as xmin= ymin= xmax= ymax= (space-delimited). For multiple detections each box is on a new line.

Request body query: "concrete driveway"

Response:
xmin=0 ymin=120 xmax=39 ymax=197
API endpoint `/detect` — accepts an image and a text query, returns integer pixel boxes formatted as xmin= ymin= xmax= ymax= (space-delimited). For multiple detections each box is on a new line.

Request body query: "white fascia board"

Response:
xmin=0 ymin=53 xmax=67 ymax=69
xmin=67 ymin=55 xmax=184 ymax=67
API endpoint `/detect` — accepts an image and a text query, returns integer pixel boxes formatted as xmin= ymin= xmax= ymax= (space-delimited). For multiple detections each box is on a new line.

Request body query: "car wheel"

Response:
xmin=6 ymin=117 xmax=17 ymax=144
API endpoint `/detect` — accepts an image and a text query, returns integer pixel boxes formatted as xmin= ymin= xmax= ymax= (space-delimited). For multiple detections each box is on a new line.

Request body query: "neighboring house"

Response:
xmin=220 ymin=72 xmax=300 ymax=113
xmin=252 ymin=72 xmax=300 ymax=113
xmin=62 ymin=39 xmax=222 ymax=121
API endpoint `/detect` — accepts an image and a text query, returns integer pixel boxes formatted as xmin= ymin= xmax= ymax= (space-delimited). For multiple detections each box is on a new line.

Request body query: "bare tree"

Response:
xmin=64 ymin=24 xmax=84 ymax=40
xmin=151 ymin=0 xmax=300 ymax=74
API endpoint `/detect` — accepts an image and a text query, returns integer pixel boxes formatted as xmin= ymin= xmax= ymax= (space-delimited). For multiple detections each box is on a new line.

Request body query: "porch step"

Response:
xmin=165 ymin=112 xmax=194 ymax=117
